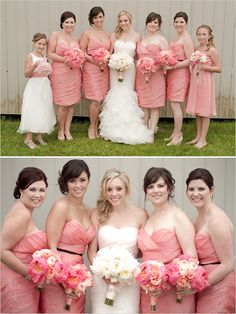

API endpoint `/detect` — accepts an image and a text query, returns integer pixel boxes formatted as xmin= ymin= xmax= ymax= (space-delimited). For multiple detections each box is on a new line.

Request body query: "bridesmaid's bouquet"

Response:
xmin=166 ymin=255 xmax=208 ymax=303
xmin=134 ymin=260 xmax=170 ymax=312
xmin=137 ymin=57 xmax=158 ymax=83
xmin=35 ymin=58 xmax=52 ymax=76
xmin=28 ymin=249 xmax=68 ymax=290
xmin=91 ymin=246 xmax=139 ymax=306
xmin=190 ymin=51 xmax=209 ymax=76
xmin=91 ymin=48 xmax=110 ymax=71
xmin=64 ymin=47 xmax=86 ymax=69
xmin=108 ymin=53 xmax=133 ymax=82
xmin=62 ymin=264 xmax=93 ymax=311
xmin=155 ymin=50 xmax=178 ymax=74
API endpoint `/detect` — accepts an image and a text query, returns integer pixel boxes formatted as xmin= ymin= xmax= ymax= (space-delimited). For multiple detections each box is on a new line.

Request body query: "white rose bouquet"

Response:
xmin=108 ymin=53 xmax=133 ymax=82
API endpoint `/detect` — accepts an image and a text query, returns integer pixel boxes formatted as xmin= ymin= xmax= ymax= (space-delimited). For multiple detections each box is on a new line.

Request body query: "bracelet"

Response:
xmin=24 ymin=274 xmax=32 ymax=281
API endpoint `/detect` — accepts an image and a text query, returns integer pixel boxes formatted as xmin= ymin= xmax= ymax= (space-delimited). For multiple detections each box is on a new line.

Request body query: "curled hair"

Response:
xmin=115 ymin=10 xmax=133 ymax=38
xmin=60 ymin=11 xmax=76 ymax=29
xmin=97 ymin=169 xmax=131 ymax=224
xmin=186 ymin=168 xmax=214 ymax=190
xmin=58 ymin=159 xmax=90 ymax=194
xmin=88 ymin=6 xmax=105 ymax=25
xmin=32 ymin=32 xmax=47 ymax=43
xmin=143 ymin=167 xmax=175 ymax=199
xmin=14 ymin=167 xmax=48 ymax=199
xmin=146 ymin=12 xmax=162 ymax=28
xmin=196 ymin=24 xmax=215 ymax=50
xmin=174 ymin=11 xmax=188 ymax=23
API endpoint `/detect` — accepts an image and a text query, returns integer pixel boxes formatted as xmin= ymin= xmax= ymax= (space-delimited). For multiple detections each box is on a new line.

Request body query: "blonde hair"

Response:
xmin=115 ymin=10 xmax=133 ymax=38
xmin=196 ymin=25 xmax=215 ymax=50
xmin=97 ymin=169 xmax=131 ymax=224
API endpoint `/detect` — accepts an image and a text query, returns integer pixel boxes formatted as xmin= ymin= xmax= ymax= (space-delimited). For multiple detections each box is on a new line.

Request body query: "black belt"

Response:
xmin=57 ymin=248 xmax=83 ymax=256
xmin=200 ymin=262 xmax=220 ymax=266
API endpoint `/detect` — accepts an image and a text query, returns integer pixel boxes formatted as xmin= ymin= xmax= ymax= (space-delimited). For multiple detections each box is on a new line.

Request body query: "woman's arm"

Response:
xmin=200 ymin=47 xmax=222 ymax=73
xmin=87 ymin=209 xmax=99 ymax=264
xmin=47 ymin=31 xmax=65 ymax=63
xmin=79 ymin=30 xmax=96 ymax=64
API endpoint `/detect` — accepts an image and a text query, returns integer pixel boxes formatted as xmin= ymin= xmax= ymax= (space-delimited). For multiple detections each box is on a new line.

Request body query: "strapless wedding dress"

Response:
xmin=99 ymin=40 xmax=153 ymax=145
xmin=90 ymin=226 xmax=140 ymax=313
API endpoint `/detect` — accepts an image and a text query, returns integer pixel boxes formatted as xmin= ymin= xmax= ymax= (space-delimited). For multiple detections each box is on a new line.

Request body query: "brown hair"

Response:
xmin=196 ymin=24 xmax=215 ymax=50
xmin=186 ymin=168 xmax=214 ymax=191
xmin=60 ymin=11 xmax=76 ymax=29
xmin=32 ymin=33 xmax=47 ymax=43
xmin=88 ymin=6 xmax=105 ymax=25
xmin=174 ymin=11 xmax=188 ymax=23
xmin=146 ymin=12 xmax=162 ymax=28
xmin=115 ymin=10 xmax=133 ymax=38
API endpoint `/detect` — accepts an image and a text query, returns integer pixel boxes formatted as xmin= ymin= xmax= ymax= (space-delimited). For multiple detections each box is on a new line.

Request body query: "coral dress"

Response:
xmin=136 ymin=43 xmax=166 ymax=108
xmin=83 ymin=37 xmax=110 ymax=102
xmin=138 ymin=229 xmax=195 ymax=313
xmin=186 ymin=55 xmax=216 ymax=117
xmin=40 ymin=220 xmax=95 ymax=314
xmin=167 ymin=43 xmax=190 ymax=102
xmin=50 ymin=42 xmax=82 ymax=106
xmin=1 ymin=231 xmax=47 ymax=313
xmin=195 ymin=234 xmax=235 ymax=313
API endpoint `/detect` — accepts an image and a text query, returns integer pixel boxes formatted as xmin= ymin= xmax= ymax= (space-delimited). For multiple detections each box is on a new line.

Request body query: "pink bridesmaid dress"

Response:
xmin=195 ymin=234 xmax=235 ymax=313
xmin=1 ymin=231 xmax=47 ymax=313
xmin=40 ymin=220 xmax=95 ymax=313
xmin=167 ymin=43 xmax=190 ymax=102
xmin=83 ymin=37 xmax=110 ymax=102
xmin=50 ymin=42 xmax=82 ymax=106
xmin=136 ymin=43 xmax=166 ymax=108
xmin=186 ymin=55 xmax=216 ymax=117
xmin=138 ymin=229 xmax=195 ymax=313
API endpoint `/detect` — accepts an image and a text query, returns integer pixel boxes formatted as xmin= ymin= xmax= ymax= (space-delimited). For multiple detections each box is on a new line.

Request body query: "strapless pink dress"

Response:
xmin=195 ymin=234 xmax=235 ymax=313
xmin=186 ymin=55 xmax=216 ymax=117
xmin=51 ymin=42 xmax=82 ymax=106
xmin=167 ymin=43 xmax=190 ymax=102
xmin=40 ymin=220 xmax=95 ymax=313
xmin=138 ymin=229 xmax=195 ymax=313
xmin=1 ymin=231 xmax=47 ymax=313
xmin=83 ymin=37 xmax=110 ymax=102
xmin=135 ymin=43 xmax=166 ymax=108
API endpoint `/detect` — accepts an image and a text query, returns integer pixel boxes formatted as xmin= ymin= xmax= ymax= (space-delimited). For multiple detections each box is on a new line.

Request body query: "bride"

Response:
xmin=99 ymin=11 xmax=153 ymax=144
xmin=88 ymin=169 xmax=147 ymax=313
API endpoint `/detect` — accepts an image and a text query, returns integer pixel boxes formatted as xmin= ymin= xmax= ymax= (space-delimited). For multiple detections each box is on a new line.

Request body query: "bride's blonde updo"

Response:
xmin=97 ymin=168 xmax=131 ymax=224
xmin=115 ymin=10 xmax=133 ymax=38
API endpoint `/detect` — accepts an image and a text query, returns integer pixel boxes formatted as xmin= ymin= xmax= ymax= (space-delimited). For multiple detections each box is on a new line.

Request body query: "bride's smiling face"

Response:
xmin=106 ymin=177 xmax=127 ymax=207
xmin=119 ymin=14 xmax=131 ymax=32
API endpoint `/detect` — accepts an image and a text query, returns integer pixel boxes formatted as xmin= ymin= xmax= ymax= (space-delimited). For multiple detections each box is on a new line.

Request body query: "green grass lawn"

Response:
xmin=1 ymin=116 xmax=235 ymax=156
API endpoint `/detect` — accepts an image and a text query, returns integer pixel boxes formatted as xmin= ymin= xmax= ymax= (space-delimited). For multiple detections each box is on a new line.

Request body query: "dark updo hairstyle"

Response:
xmin=60 ymin=11 xmax=76 ymax=29
xmin=174 ymin=11 xmax=188 ymax=23
xmin=58 ymin=159 xmax=90 ymax=194
xmin=14 ymin=167 xmax=48 ymax=199
xmin=143 ymin=167 xmax=175 ymax=199
xmin=186 ymin=168 xmax=214 ymax=190
xmin=146 ymin=12 xmax=162 ymax=28
xmin=88 ymin=6 xmax=105 ymax=26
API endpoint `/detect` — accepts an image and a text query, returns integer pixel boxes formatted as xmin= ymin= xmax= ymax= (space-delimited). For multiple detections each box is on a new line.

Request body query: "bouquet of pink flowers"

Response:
xmin=166 ymin=255 xmax=208 ymax=303
xmin=155 ymin=50 xmax=178 ymax=74
xmin=64 ymin=47 xmax=86 ymax=69
xmin=91 ymin=47 xmax=110 ymax=71
xmin=62 ymin=263 xmax=93 ymax=311
xmin=134 ymin=260 xmax=170 ymax=312
xmin=91 ymin=246 xmax=139 ymax=306
xmin=28 ymin=249 xmax=68 ymax=290
xmin=108 ymin=53 xmax=133 ymax=82
xmin=35 ymin=58 xmax=52 ymax=76
xmin=137 ymin=57 xmax=158 ymax=83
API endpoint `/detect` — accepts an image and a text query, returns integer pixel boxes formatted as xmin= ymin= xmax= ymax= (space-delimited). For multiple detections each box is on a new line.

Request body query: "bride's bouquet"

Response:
xmin=64 ymin=47 xmax=86 ymax=69
xmin=155 ymin=50 xmax=178 ymax=74
xmin=91 ymin=48 xmax=110 ymax=71
xmin=108 ymin=53 xmax=133 ymax=82
xmin=137 ymin=57 xmax=158 ymax=83
xmin=35 ymin=58 xmax=52 ymax=76
xmin=134 ymin=260 xmax=170 ymax=312
xmin=91 ymin=247 xmax=139 ymax=306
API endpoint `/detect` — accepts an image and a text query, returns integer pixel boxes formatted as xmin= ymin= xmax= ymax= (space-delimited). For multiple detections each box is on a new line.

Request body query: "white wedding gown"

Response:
xmin=99 ymin=40 xmax=153 ymax=144
xmin=90 ymin=226 xmax=140 ymax=313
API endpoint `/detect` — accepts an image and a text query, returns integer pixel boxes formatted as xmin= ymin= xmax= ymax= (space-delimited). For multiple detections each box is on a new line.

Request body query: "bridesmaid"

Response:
xmin=48 ymin=11 xmax=82 ymax=141
xmin=138 ymin=167 xmax=197 ymax=313
xmin=80 ymin=7 xmax=110 ymax=139
xmin=166 ymin=12 xmax=194 ymax=146
xmin=186 ymin=168 xmax=235 ymax=313
xmin=41 ymin=159 xmax=95 ymax=313
xmin=1 ymin=167 xmax=47 ymax=313
xmin=186 ymin=25 xmax=221 ymax=148
xmin=136 ymin=12 xmax=168 ymax=135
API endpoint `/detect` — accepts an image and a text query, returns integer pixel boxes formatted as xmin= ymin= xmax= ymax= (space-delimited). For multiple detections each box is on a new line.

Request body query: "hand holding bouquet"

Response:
xmin=137 ymin=57 xmax=157 ymax=83
xmin=155 ymin=50 xmax=178 ymax=74
xmin=91 ymin=246 xmax=139 ymax=306
xmin=64 ymin=48 xmax=86 ymax=69
xmin=91 ymin=48 xmax=110 ymax=71
xmin=166 ymin=255 xmax=208 ymax=303
xmin=190 ymin=51 xmax=209 ymax=76
xmin=108 ymin=53 xmax=133 ymax=82
xmin=35 ymin=58 xmax=52 ymax=76
xmin=135 ymin=260 xmax=170 ymax=312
